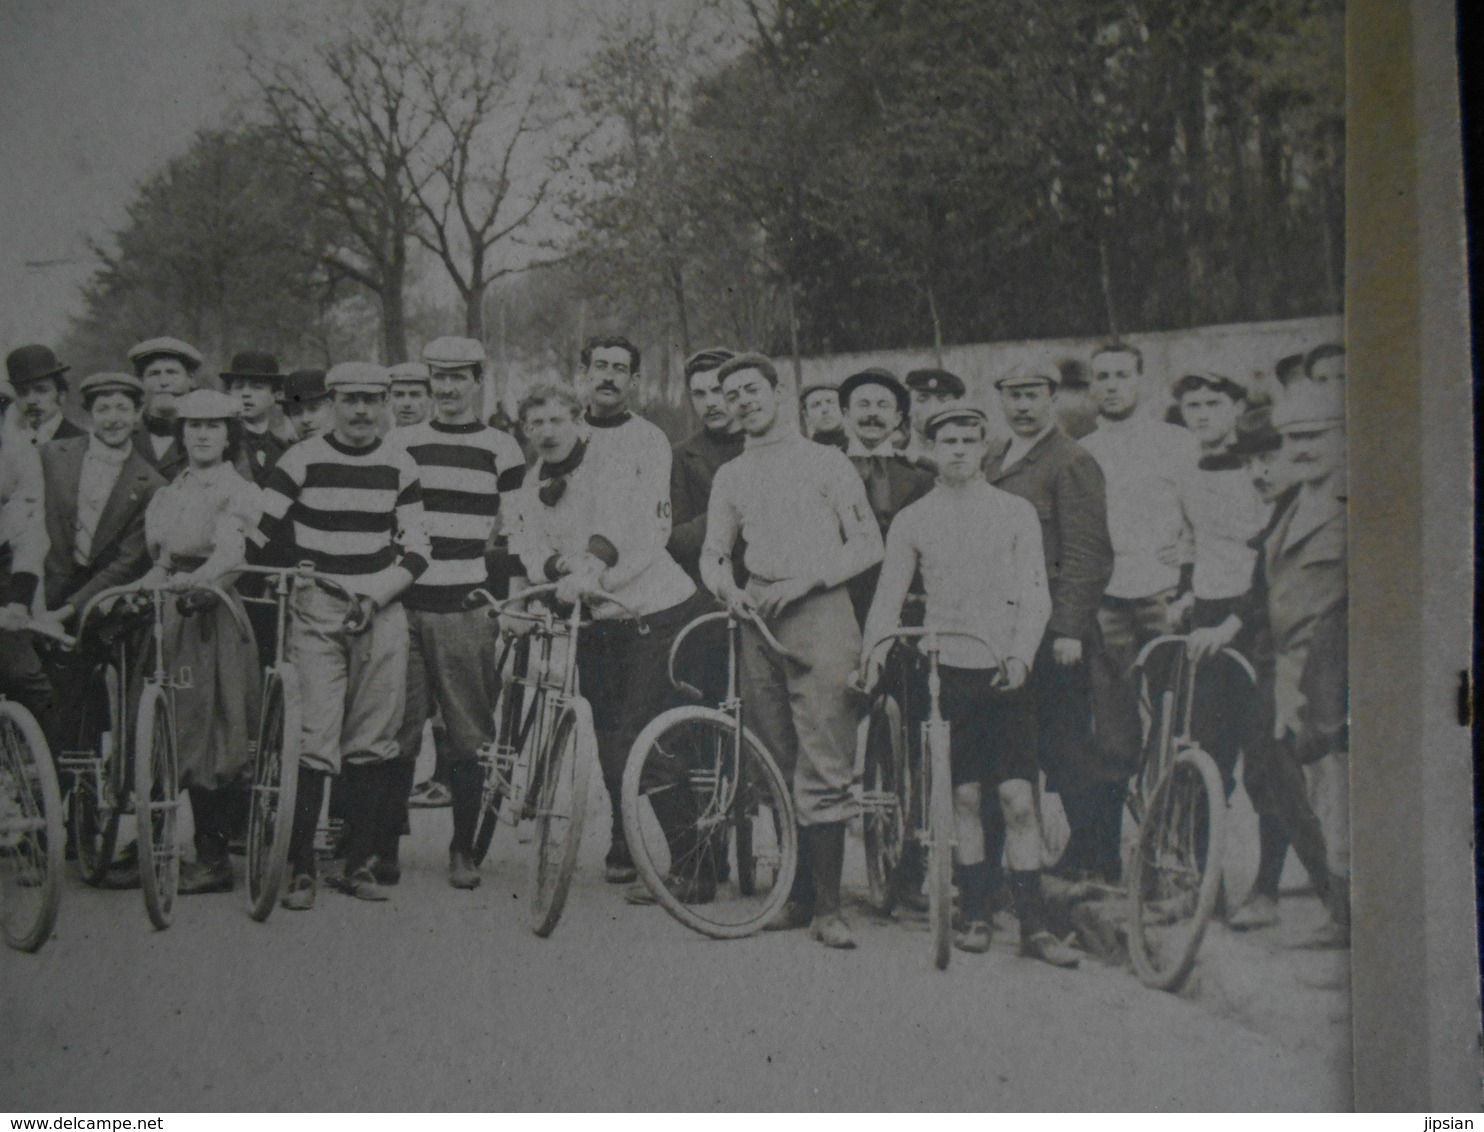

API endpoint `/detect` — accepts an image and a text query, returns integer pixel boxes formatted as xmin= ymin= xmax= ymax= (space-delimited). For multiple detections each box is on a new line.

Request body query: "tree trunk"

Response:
xmin=925 ymin=282 xmax=944 ymax=365
xmin=1097 ymin=236 xmax=1119 ymax=338
xmin=464 ymin=281 xmax=486 ymax=341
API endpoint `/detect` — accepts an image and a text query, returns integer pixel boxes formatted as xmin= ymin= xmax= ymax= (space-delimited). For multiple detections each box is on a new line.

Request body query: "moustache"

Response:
xmin=597 ymin=382 xmax=619 ymax=393
xmin=857 ymin=417 xmax=887 ymax=428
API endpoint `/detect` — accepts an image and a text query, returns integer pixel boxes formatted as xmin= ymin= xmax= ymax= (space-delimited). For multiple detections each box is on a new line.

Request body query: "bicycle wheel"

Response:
xmin=924 ymin=719 xmax=953 ymax=970
xmin=70 ymin=660 xmax=124 ymax=885
xmin=0 ymin=701 xmax=64 ymax=951
xmin=1126 ymin=744 xmax=1227 ymax=991
xmin=621 ymin=705 xmax=798 ymax=940
xmin=246 ymin=664 xmax=300 ymax=922
xmin=134 ymin=685 xmax=180 ymax=930
xmin=529 ymin=698 xmax=596 ymax=937
xmin=860 ymin=692 xmax=908 ymax=915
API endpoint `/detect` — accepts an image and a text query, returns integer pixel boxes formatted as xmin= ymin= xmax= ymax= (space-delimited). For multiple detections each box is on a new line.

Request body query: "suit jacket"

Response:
xmin=844 ymin=450 xmax=933 ymax=624
xmin=33 ymin=417 xmax=86 ymax=446
xmin=41 ymin=436 xmax=166 ymax=613
xmin=983 ymin=428 xmax=1113 ymax=642
xmin=668 ymin=427 xmax=745 ymax=581
xmin=236 ymin=427 xmax=291 ymax=487
xmin=130 ymin=420 xmax=188 ymax=482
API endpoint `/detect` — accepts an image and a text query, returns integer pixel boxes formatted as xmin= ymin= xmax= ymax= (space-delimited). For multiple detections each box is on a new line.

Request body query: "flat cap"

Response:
xmin=127 ymin=337 xmax=204 ymax=373
xmin=388 ymin=361 xmax=432 ymax=387
xmin=220 ymin=350 xmax=283 ymax=383
xmin=172 ymin=389 xmax=240 ymax=421
xmin=1225 ymin=406 xmax=1283 ymax=459
xmin=799 ymin=382 xmax=840 ymax=402
xmin=422 ymin=336 xmax=485 ymax=369
xmin=1173 ymin=370 xmax=1248 ymax=401
xmin=839 ymin=368 xmax=909 ymax=419
xmin=716 ymin=353 xmax=778 ymax=386
xmin=923 ymin=402 xmax=988 ymax=440
xmin=80 ymin=371 xmax=146 ymax=400
xmin=6 ymin=344 xmax=69 ymax=388
xmin=683 ymin=346 xmax=736 ymax=378
xmin=995 ymin=361 xmax=1060 ymax=390
xmin=905 ymin=368 xmax=966 ymax=398
xmin=280 ymin=369 xmax=330 ymax=406
xmin=1272 ymin=381 xmax=1345 ymax=433
xmin=325 ymin=362 xmax=391 ymax=394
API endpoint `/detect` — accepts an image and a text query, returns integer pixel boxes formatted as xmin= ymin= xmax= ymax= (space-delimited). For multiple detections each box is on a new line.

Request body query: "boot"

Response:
xmin=806 ymin=822 xmax=855 ymax=950
xmin=1011 ymin=870 xmax=1079 ymax=968
xmin=281 ymin=767 xmax=327 ymax=910
xmin=765 ymin=823 xmax=815 ymax=931
xmin=448 ymin=761 xmax=484 ymax=890
xmin=327 ymin=762 xmax=391 ymax=901
xmin=181 ymin=786 xmax=233 ymax=894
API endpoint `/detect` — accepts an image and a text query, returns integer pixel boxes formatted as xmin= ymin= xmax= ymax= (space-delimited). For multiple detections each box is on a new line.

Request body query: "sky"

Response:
xmin=0 ymin=0 xmax=699 ymax=353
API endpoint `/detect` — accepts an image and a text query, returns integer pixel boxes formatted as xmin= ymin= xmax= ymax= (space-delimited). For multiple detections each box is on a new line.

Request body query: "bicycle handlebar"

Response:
xmin=663 ymin=608 xmax=805 ymax=698
xmin=20 ymin=618 xmax=75 ymax=649
xmin=861 ymin=626 xmax=1002 ymax=669
xmin=1134 ymin=634 xmax=1257 ymax=686
xmin=74 ymin=580 xmax=249 ymax=644
xmin=233 ymin=563 xmax=357 ymax=605
xmin=464 ymin=582 xmax=648 ymax=631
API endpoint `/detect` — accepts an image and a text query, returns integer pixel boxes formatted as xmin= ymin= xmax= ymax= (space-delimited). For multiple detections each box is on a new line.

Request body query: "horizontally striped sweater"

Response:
xmin=257 ymin=433 xmax=430 ymax=597
xmin=394 ymin=418 xmax=524 ymax=612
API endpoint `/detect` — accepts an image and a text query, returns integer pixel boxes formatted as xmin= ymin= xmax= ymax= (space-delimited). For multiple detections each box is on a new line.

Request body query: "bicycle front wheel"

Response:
xmin=134 ymin=686 xmax=180 ymax=931
xmin=622 ymin=705 xmax=797 ymax=940
xmin=1127 ymin=744 xmax=1227 ymax=991
xmin=247 ymin=665 xmax=300 ymax=922
xmin=70 ymin=661 xmax=123 ymax=885
xmin=529 ymin=698 xmax=596 ymax=937
xmin=859 ymin=692 xmax=908 ymax=915
xmin=0 ymin=701 xmax=64 ymax=951
xmin=924 ymin=720 xmax=953 ymax=971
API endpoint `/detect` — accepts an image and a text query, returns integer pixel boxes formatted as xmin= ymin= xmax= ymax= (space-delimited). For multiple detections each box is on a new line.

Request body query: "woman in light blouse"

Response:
xmin=139 ymin=389 xmax=263 ymax=895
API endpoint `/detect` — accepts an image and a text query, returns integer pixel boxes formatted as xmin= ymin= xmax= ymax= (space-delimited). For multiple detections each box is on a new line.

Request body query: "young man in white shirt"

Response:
xmin=862 ymin=405 xmax=1078 ymax=967
xmin=1079 ymin=341 xmax=1199 ymax=882
xmin=703 ymin=353 xmax=883 ymax=949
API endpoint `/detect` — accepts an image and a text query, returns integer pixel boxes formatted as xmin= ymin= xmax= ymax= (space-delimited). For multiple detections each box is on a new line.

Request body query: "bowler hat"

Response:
xmin=220 ymin=351 xmax=283 ymax=385
xmin=905 ymin=369 xmax=966 ymax=399
xmin=128 ymin=337 xmax=203 ymax=374
xmin=839 ymin=368 xmax=910 ymax=419
xmin=5 ymin=344 xmax=69 ymax=390
xmin=280 ymin=369 xmax=330 ymax=406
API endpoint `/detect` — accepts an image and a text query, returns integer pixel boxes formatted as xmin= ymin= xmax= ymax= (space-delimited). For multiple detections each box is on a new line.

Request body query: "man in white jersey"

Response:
xmin=384 ymin=337 xmax=524 ymax=889
xmin=861 ymin=405 xmax=1077 ymax=966
xmin=504 ymin=382 xmax=710 ymax=892
xmin=703 ymin=353 xmax=882 ymax=949
xmin=1079 ymin=341 xmax=1199 ymax=882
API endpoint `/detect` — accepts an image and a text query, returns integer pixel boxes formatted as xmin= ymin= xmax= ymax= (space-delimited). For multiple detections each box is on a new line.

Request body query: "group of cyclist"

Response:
xmin=0 ymin=327 xmax=1349 ymax=964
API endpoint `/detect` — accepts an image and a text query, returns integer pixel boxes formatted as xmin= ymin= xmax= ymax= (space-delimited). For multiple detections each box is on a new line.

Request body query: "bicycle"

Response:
xmin=64 ymin=582 xmax=239 ymax=930
xmin=463 ymin=582 xmax=609 ymax=938
xmin=0 ymin=619 xmax=72 ymax=952
xmin=857 ymin=626 xmax=997 ymax=970
xmin=619 ymin=609 xmax=799 ymax=940
xmin=1124 ymin=634 xmax=1256 ymax=991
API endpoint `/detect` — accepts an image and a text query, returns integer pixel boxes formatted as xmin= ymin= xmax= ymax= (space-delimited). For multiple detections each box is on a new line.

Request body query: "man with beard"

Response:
xmin=383 ymin=337 xmax=523 ymax=890
xmin=703 ymin=353 xmax=882 ymax=949
xmin=1079 ymin=342 xmax=1199 ymax=882
xmin=983 ymin=362 xmax=1113 ymax=889
xmin=668 ymin=346 xmax=741 ymax=584
xmin=800 ymin=383 xmax=847 ymax=450
xmin=126 ymin=338 xmax=204 ymax=480
xmin=839 ymin=367 xmax=932 ymax=625
xmin=504 ymin=381 xmax=709 ymax=896
xmin=5 ymin=345 xmax=83 ymax=446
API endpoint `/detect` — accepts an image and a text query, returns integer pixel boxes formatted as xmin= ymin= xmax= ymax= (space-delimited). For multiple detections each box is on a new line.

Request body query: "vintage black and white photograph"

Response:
xmin=0 ymin=0 xmax=1410 ymax=1112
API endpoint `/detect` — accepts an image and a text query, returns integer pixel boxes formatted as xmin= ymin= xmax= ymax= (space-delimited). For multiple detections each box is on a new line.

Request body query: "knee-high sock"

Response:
xmin=1008 ymin=870 xmax=1047 ymax=939
xmin=287 ymin=768 xmax=327 ymax=878
xmin=808 ymin=822 xmax=846 ymax=918
xmin=1252 ymin=814 xmax=1290 ymax=900
xmin=448 ymin=759 xmax=483 ymax=858
xmin=375 ymin=756 xmax=416 ymax=863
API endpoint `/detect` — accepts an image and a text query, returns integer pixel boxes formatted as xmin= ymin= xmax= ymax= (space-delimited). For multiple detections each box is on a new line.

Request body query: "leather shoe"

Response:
xmin=763 ymin=899 xmax=813 ymax=932
xmin=1227 ymin=893 xmax=1280 ymax=931
xmin=280 ymin=874 xmax=317 ymax=911
xmin=1020 ymin=930 xmax=1081 ymax=968
xmin=808 ymin=913 xmax=857 ymax=950
xmin=179 ymin=857 xmax=234 ymax=895
xmin=954 ymin=919 xmax=993 ymax=954
xmin=328 ymin=866 xmax=390 ymax=902
xmin=371 ymin=858 xmax=401 ymax=886
xmin=448 ymin=851 xmax=481 ymax=890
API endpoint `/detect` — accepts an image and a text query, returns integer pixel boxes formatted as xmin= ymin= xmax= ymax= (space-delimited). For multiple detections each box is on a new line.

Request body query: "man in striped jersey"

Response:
xmin=384 ymin=336 xmax=523 ymax=890
xmin=257 ymin=362 xmax=431 ymax=910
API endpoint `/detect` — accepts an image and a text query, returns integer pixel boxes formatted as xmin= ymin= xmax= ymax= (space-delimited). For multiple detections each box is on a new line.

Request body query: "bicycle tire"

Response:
xmin=246 ymin=665 xmax=300 ymax=922
xmin=529 ymin=698 xmax=596 ymax=937
xmin=860 ymin=693 xmax=908 ymax=915
xmin=1126 ymin=744 xmax=1227 ymax=991
xmin=134 ymin=686 xmax=179 ymax=930
xmin=0 ymin=701 xmax=64 ymax=952
xmin=472 ymin=667 xmax=526 ymax=867
xmin=71 ymin=661 xmax=124 ymax=886
xmin=621 ymin=705 xmax=798 ymax=940
xmin=925 ymin=719 xmax=953 ymax=970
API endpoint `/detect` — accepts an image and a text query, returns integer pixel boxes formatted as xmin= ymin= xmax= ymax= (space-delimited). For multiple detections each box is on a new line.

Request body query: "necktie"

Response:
xmin=864 ymin=455 xmax=892 ymax=521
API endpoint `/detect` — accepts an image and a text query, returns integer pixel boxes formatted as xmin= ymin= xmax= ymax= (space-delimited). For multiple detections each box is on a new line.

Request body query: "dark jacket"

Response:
xmin=668 ymin=427 xmax=745 ymax=581
xmin=41 ymin=435 xmax=166 ymax=613
xmin=844 ymin=450 xmax=934 ymax=625
xmin=237 ymin=427 xmax=291 ymax=487
xmin=984 ymin=428 xmax=1113 ymax=642
xmin=130 ymin=419 xmax=188 ymax=482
